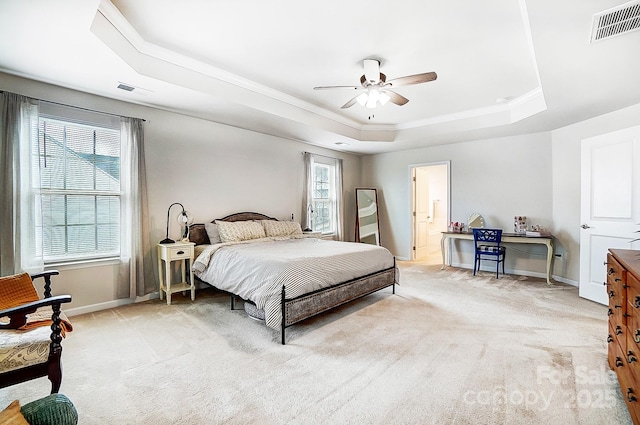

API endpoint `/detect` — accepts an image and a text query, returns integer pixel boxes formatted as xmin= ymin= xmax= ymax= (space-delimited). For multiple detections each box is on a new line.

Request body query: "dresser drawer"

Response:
xmin=629 ymin=278 xmax=640 ymax=349
xmin=608 ymin=253 xmax=628 ymax=326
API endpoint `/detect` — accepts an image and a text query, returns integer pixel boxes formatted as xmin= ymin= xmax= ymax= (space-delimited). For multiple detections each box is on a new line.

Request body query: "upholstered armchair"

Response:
xmin=0 ymin=270 xmax=72 ymax=394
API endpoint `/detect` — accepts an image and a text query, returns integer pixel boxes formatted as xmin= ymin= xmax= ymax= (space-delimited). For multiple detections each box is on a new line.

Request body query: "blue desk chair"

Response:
xmin=473 ymin=228 xmax=506 ymax=278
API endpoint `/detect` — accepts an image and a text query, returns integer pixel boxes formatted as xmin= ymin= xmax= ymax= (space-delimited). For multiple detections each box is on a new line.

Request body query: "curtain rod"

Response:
xmin=0 ymin=90 xmax=146 ymax=122
xmin=303 ymin=151 xmax=340 ymax=161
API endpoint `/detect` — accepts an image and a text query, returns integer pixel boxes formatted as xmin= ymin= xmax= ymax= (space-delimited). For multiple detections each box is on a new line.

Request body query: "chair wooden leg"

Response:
xmin=47 ymin=353 xmax=62 ymax=394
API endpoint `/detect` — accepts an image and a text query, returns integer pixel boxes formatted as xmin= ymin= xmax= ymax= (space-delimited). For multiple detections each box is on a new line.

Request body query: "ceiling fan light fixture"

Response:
xmin=365 ymin=97 xmax=377 ymax=109
xmin=356 ymin=92 xmax=369 ymax=106
xmin=379 ymin=91 xmax=390 ymax=106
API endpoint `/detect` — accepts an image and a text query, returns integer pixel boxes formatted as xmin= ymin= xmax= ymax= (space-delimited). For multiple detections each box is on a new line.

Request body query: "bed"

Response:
xmin=188 ymin=212 xmax=398 ymax=344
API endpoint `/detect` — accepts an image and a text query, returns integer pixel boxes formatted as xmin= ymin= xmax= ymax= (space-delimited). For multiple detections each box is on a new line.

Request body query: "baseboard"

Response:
xmin=65 ymin=292 xmax=160 ymax=317
xmin=448 ymin=262 xmax=576 ymax=285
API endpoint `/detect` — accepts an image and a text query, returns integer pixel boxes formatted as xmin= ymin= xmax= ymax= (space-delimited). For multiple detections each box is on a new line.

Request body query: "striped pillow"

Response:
xmin=261 ymin=220 xmax=302 ymax=237
xmin=215 ymin=220 xmax=266 ymax=242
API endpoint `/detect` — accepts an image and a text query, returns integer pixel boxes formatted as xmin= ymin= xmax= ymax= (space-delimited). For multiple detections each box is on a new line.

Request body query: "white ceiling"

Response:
xmin=0 ymin=0 xmax=639 ymax=155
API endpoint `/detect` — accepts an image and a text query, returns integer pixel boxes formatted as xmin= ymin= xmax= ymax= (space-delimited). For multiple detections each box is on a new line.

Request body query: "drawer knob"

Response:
xmin=616 ymin=357 xmax=625 ymax=367
xmin=616 ymin=326 xmax=624 ymax=335
xmin=615 ymin=278 xmax=622 ymax=282
xmin=628 ymin=389 xmax=637 ymax=403
xmin=615 ymin=304 xmax=622 ymax=309
xmin=629 ymin=351 xmax=638 ymax=363
xmin=608 ymin=308 xmax=614 ymax=316
xmin=177 ymin=250 xmax=184 ymax=255
xmin=609 ymin=291 xmax=615 ymax=298
xmin=635 ymin=330 xmax=640 ymax=343
xmin=608 ymin=334 xmax=614 ymax=343
xmin=635 ymin=296 xmax=640 ymax=308
xmin=609 ymin=268 xmax=615 ymax=275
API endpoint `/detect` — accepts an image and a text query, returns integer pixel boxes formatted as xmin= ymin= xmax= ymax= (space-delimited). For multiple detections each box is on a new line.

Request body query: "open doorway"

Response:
xmin=410 ymin=162 xmax=450 ymax=263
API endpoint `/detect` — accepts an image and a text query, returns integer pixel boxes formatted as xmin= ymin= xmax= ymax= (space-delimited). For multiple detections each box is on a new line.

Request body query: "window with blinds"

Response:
xmin=311 ymin=162 xmax=336 ymax=234
xmin=36 ymin=110 xmax=121 ymax=263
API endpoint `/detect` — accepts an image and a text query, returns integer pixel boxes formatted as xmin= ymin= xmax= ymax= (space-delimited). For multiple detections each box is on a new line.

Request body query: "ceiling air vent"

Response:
xmin=116 ymin=83 xmax=135 ymax=92
xmin=590 ymin=0 xmax=640 ymax=43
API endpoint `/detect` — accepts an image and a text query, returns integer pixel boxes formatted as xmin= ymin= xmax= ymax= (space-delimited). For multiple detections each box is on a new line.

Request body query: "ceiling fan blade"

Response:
xmin=313 ymin=85 xmax=361 ymax=90
xmin=363 ymin=59 xmax=381 ymax=84
xmin=341 ymin=95 xmax=360 ymax=109
xmin=386 ymin=90 xmax=410 ymax=106
xmin=386 ymin=72 xmax=437 ymax=87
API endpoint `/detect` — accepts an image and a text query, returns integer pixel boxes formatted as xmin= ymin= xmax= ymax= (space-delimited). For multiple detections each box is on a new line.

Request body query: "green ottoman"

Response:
xmin=20 ymin=394 xmax=77 ymax=425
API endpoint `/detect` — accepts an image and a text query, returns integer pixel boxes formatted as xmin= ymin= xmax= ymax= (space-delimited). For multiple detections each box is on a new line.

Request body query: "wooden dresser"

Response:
xmin=608 ymin=249 xmax=640 ymax=423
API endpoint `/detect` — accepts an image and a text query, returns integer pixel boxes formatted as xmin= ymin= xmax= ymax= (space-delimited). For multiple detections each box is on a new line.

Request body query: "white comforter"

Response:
xmin=192 ymin=236 xmax=395 ymax=329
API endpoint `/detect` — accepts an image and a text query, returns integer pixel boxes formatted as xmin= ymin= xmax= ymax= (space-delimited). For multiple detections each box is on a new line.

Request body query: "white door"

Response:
xmin=412 ymin=162 xmax=450 ymax=262
xmin=580 ymin=126 xmax=640 ymax=304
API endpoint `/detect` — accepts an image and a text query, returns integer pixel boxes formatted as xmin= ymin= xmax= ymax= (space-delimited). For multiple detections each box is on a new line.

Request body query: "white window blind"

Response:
xmin=311 ymin=160 xmax=336 ymax=234
xmin=36 ymin=103 xmax=121 ymax=262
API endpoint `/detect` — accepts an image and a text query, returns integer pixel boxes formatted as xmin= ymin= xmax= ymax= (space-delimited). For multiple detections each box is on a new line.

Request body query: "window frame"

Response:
xmin=310 ymin=157 xmax=337 ymax=235
xmin=35 ymin=105 xmax=122 ymax=264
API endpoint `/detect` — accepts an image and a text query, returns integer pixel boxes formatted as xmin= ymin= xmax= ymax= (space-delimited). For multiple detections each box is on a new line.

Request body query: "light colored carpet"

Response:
xmin=1 ymin=262 xmax=633 ymax=424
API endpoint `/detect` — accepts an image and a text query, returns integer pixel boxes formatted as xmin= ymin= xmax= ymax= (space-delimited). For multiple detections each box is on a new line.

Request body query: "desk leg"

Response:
xmin=545 ymin=240 xmax=553 ymax=285
xmin=441 ymin=234 xmax=447 ymax=270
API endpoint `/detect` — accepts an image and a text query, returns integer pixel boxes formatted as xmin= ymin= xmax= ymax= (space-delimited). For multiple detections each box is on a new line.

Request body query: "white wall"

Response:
xmin=0 ymin=72 xmax=362 ymax=314
xmin=362 ymin=133 xmax=554 ymax=278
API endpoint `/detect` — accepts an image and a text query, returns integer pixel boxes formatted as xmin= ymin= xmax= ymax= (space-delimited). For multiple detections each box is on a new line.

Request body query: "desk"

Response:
xmin=440 ymin=232 xmax=554 ymax=285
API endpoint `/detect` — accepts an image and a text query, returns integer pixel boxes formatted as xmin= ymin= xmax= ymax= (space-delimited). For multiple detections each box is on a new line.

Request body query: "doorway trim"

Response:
xmin=409 ymin=161 xmax=451 ymax=261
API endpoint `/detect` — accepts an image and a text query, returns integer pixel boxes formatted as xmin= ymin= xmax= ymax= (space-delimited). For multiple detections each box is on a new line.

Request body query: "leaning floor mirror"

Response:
xmin=355 ymin=188 xmax=380 ymax=245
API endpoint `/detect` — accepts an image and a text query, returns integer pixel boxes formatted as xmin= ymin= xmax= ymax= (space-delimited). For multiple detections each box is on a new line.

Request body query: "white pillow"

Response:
xmin=261 ymin=220 xmax=302 ymax=237
xmin=215 ymin=220 xmax=266 ymax=242
xmin=204 ymin=222 xmax=222 ymax=244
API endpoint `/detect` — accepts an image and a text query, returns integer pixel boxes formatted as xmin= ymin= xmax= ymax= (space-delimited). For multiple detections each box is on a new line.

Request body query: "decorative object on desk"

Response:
xmin=468 ymin=213 xmax=484 ymax=229
xmin=526 ymin=224 xmax=551 ymax=237
xmin=160 ymin=202 xmax=191 ymax=244
xmin=448 ymin=221 xmax=465 ymax=233
xmin=514 ymin=216 xmax=527 ymax=234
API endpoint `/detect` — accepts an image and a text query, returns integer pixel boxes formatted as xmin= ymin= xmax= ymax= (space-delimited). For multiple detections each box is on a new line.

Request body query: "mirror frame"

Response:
xmin=355 ymin=188 xmax=381 ymax=245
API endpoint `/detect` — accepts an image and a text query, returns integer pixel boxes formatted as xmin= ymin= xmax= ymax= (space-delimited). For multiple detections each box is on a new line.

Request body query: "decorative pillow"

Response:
xmin=21 ymin=394 xmax=78 ymax=425
xmin=204 ymin=222 xmax=222 ymax=244
xmin=215 ymin=220 xmax=266 ymax=242
xmin=0 ymin=400 xmax=29 ymax=425
xmin=261 ymin=220 xmax=302 ymax=237
xmin=0 ymin=273 xmax=38 ymax=310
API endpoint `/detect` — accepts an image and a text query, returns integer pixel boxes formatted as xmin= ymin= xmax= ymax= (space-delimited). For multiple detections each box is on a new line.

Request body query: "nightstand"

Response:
xmin=157 ymin=241 xmax=195 ymax=305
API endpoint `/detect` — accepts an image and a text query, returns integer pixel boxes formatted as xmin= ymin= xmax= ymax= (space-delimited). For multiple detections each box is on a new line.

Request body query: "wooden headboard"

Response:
xmin=188 ymin=212 xmax=278 ymax=245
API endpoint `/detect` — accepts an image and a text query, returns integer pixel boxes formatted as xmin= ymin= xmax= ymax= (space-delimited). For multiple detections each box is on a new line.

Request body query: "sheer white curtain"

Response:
xmin=335 ymin=158 xmax=344 ymax=241
xmin=0 ymin=92 xmax=43 ymax=275
xmin=118 ymin=118 xmax=155 ymax=298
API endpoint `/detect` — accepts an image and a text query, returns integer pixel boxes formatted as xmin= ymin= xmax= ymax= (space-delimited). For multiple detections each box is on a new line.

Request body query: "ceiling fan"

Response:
xmin=313 ymin=59 xmax=437 ymax=109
